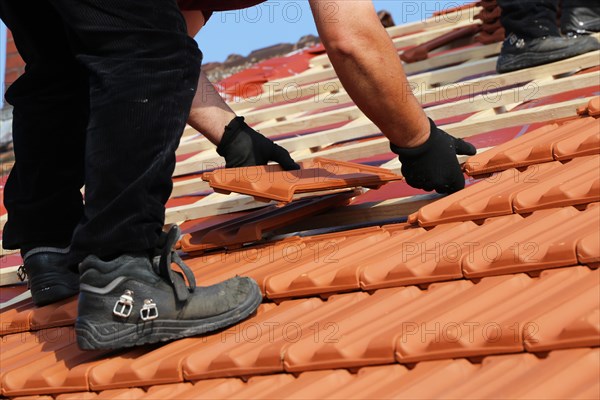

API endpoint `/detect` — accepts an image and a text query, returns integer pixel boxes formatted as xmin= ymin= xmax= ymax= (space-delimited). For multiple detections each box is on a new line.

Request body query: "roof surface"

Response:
xmin=1 ymin=2 xmax=599 ymax=399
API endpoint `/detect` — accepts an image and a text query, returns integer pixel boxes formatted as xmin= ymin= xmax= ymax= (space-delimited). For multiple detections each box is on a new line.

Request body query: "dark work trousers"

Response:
xmin=0 ymin=0 xmax=201 ymax=261
xmin=498 ymin=0 xmax=561 ymax=38
xmin=498 ymin=0 xmax=595 ymax=38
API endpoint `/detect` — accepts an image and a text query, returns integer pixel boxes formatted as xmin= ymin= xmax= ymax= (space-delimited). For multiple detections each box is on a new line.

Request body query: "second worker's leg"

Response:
xmin=497 ymin=0 xmax=599 ymax=73
xmin=0 ymin=0 xmax=87 ymax=306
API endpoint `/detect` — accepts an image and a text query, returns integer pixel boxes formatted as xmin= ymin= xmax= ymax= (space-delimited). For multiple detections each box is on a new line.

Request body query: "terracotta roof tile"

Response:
xmin=444 ymin=348 xmax=599 ymax=400
xmin=464 ymin=117 xmax=599 ymax=176
xmin=396 ymin=267 xmax=597 ymax=363
xmin=201 ymin=158 xmax=402 ymax=202
xmin=577 ymin=230 xmax=600 ymax=268
xmin=140 ymin=382 xmax=192 ymax=399
xmin=8 ymin=349 xmax=600 ymax=399
xmin=284 ymin=285 xmax=460 ymax=371
xmin=87 ymin=304 xmax=276 ymax=391
xmin=55 ymin=392 xmax=99 ymax=400
xmin=463 ymin=206 xmax=598 ymax=277
xmin=1 ymin=327 xmax=109 ymax=397
xmin=321 ymin=365 xmax=409 ymax=399
xmin=181 ymin=298 xmax=326 ymax=380
xmin=214 ymin=374 xmax=295 ymax=399
xmin=158 ymin=378 xmax=246 ymax=400
xmin=180 ymin=191 xmax=356 ymax=254
xmin=1 ymin=8 xmax=599 ymax=400
xmin=359 ymin=221 xmax=476 ymax=290
xmin=94 ymin=388 xmax=146 ymax=399
xmin=553 ymin=120 xmax=600 ymax=160
xmin=255 ymin=370 xmax=354 ymax=399
xmin=410 ymin=162 xmax=562 ymax=226
xmin=264 ymin=228 xmax=399 ymax=298
xmin=0 ymin=296 xmax=77 ymax=336
xmin=524 ymin=269 xmax=600 ymax=352
xmin=513 ymin=155 xmax=599 ymax=212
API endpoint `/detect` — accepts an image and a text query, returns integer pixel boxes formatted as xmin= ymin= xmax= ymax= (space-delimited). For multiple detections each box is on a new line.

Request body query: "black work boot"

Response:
xmin=562 ymin=6 xmax=600 ymax=38
xmin=496 ymin=33 xmax=600 ymax=73
xmin=21 ymin=247 xmax=80 ymax=307
xmin=75 ymin=226 xmax=262 ymax=350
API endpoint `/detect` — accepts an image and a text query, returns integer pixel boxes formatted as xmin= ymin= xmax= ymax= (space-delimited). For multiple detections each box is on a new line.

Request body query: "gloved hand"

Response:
xmin=217 ymin=116 xmax=300 ymax=171
xmin=390 ymin=118 xmax=476 ymax=194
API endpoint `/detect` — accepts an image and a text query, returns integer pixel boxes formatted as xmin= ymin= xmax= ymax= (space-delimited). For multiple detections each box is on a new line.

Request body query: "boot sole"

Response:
xmin=75 ymin=283 xmax=263 ymax=350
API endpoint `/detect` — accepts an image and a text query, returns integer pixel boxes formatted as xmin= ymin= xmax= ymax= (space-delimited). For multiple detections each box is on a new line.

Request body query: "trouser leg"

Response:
xmin=0 ymin=1 xmax=87 ymax=252
xmin=498 ymin=0 xmax=560 ymax=38
xmin=47 ymin=0 xmax=201 ymax=260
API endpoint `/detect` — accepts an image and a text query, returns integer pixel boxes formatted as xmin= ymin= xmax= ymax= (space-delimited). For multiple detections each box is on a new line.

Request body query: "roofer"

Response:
xmin=496 ymin=0 xmax=600 ymax=73
xmin=0 ymin=0 xmax=262 ymax=350
xmin=179 ymin=0 xmax=477 ymax=195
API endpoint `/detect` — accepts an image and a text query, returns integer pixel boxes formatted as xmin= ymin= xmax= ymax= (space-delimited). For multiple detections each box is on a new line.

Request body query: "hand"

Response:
xmin=390 ymin=118 xmax=476 ymax=194
xmin=217 ymin=117 xmax=300 ymax=171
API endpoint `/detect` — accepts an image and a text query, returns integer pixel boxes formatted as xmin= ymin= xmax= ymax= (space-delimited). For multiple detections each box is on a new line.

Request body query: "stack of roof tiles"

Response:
xmin=1 ymin=1 xmax=599 ymax=399
xmin=475 ymin=0 xmax=504 ymax=45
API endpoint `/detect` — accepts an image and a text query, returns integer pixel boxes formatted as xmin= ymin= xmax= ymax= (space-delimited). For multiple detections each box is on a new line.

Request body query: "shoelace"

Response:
xmin=156 ymin=225 xmax=197 ymax=302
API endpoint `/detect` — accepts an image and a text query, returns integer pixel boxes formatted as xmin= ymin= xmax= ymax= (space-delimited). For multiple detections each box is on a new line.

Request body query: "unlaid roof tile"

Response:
xmin=462 ymin=206 xmax=599 ymax=277
xmin=201 ymin=157 xmax=402 ymax=202
xmin=463 ymin=117 xmax=598 ymax=176
xmin=180 ymin=191 xmax=355 ymax=254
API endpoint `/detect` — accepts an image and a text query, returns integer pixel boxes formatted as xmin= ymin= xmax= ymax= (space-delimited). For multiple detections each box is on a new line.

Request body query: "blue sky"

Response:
xmin=195 ymin=1 xmax=471 ymax=63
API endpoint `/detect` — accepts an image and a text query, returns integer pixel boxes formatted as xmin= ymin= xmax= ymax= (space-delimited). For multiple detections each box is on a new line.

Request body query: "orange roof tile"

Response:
xmin=1 ymin=4 xmax=599 ymax=399
xmin=464 ymin=117 xmax=599 ymax=176
xmin=201 ymin=158 xmax=402 ymax=202
xmin=180 ymin=191 xmax=356 ymax=254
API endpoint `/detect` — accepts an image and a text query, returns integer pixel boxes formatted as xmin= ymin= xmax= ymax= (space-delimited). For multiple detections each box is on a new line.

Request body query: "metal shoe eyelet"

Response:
xmin=16 ymin=265 xmax=27 ymax=282
xmin=113 ymin=290 xmax=134 ymax=318
xmin=140 ymin=299 xmax=159 ymax=321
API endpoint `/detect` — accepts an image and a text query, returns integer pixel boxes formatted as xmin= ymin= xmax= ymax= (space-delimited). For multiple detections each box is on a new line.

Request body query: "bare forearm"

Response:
xmin=188 ymin=71 xmax=236 ymax=145
xmin=309 ymin=0 xmax=430 ymax=147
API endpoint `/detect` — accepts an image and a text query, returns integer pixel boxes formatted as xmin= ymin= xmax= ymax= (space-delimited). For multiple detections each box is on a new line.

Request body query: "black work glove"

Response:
xmin=390 ymin=118 xmax=476 ymax=194
xmin=217 ymin=116 xmax=300 ymax=170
